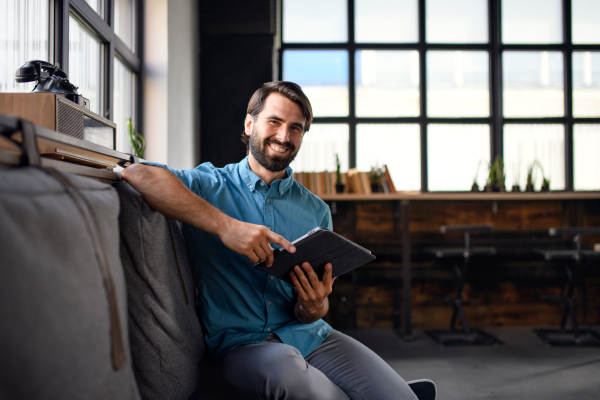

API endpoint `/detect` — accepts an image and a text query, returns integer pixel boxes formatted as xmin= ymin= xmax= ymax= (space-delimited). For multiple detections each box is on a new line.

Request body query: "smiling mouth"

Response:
xmin=268 ymin=143 xmax=289 ymax=154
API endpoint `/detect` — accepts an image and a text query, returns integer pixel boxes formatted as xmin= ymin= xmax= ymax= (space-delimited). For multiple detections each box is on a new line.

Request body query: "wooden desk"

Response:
xmin=321 ymin=192 xmax=600 ymax=337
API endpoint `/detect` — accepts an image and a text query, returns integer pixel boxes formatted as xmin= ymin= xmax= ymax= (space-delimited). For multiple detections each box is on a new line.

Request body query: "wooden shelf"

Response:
xmin=320 ymin=191 xmax=600 ymax=201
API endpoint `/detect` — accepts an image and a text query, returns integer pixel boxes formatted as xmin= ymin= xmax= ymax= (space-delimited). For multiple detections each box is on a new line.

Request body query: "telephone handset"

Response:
xmin=15 ymin=60 xmax=90 ymax=109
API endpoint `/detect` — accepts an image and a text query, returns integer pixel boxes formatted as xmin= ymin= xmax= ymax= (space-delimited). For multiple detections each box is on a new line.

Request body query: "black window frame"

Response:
xmin=279 ymin=0 xmax=600 ymax=192
xmin=53 ymin=0 xmax=143 ymax=131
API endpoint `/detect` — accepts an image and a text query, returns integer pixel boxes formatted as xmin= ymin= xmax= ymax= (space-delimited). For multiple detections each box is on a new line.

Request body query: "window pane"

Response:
xmin=290 ymin=124 xmax=349 ymax=173
xmin=573 ymin=52 xmax=600 ymax=117
xmin=0 ymin=0 xmax=49 ymax=93
xmin=83 ymin=0 xmax=103 ymax=17
xmin=113 ymin=58 xmax=135 ymax=153
xmin=69 ymin=16 xmax=101 ymax=115
xmin=502 ymin=0 xmax=562 ymax=44
xmin=427 ymin=51 xmax=489 ymax=117
xmin=115 ymin=0 xmax=136 ymax=51
xmin=355 ymin=0 xmax=417 ymax=43
xmin=283 ymin=50 xmax=348 ymax=117
xmin=428 ymin=124 xmax=490 ymax=191
xmin=572 ymin=0 xmax=600 ymax=44
xmin=355 ymin=50 xmax=419 ymax=117
xmin=574 ymin=125 xmax=600 ymax=190
xmin=283 ymin=0 xmax=347 ymax=43
xmin=504 ymin=124 xmax=565 ymax=190
xmin=426 ymin=0 xmax=488 ymax=43
xmin=357 ymin=124 xmax=421 ymax=191
xmin=503 ymin=51 xmax=563 ymax=118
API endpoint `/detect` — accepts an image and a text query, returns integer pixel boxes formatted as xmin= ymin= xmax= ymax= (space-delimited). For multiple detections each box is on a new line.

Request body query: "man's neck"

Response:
xmin=247 ymin=154 xmax=286 ymax=186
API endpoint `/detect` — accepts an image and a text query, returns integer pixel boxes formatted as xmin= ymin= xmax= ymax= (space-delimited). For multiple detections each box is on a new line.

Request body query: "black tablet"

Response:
xmin=254 ymin=227 xmax=376 ymax=286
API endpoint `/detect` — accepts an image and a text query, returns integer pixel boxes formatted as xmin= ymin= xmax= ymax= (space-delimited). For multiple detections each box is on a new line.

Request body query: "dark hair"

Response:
xmin=241 ymin=81 xmax=313 ymax=151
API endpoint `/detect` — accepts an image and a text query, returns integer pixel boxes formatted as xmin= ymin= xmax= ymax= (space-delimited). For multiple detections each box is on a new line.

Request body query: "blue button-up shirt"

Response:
xmin=142 ymin=157 xmax=333 ymax=359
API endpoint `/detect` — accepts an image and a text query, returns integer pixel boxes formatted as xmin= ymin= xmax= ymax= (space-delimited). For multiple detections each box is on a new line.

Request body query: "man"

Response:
xmin=122 ymin=81 xmax=435 ymax=400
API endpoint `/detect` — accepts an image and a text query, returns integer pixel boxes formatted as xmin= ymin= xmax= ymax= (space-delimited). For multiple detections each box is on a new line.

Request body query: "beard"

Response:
xmin=248 ymin=127 xmax=300 ymax=173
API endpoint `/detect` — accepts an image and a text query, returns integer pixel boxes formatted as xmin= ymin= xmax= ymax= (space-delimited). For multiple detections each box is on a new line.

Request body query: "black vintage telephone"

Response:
xmin=15 ymin=60 xmax=90 ymax=109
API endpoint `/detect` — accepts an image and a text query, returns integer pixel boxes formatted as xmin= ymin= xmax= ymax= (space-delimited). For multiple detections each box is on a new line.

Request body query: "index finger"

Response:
xmin=267 ymin=231 xmax=296 ymax=254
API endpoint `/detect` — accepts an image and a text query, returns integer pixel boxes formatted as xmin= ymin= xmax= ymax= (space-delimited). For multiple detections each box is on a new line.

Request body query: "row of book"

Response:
xmin=292 ymin=165 xmax=397 ymax=196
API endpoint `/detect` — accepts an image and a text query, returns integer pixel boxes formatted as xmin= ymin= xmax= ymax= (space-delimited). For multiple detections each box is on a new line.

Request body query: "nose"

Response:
xmin=274 ymin=125 xmax=290 ymax=143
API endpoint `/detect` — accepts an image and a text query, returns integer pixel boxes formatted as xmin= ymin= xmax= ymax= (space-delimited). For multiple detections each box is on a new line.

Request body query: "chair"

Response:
xmin=425 ymin=225 xmax=502 ymax=346
xmin=533 ymin=227 xmax=600 ymax=347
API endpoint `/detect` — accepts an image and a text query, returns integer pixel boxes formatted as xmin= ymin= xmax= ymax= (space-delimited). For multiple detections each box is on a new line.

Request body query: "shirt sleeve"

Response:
xmin=319 ymin=205 xmax=333 ymax=230
xmin=140 ymin=161 xmax=204 ymax=196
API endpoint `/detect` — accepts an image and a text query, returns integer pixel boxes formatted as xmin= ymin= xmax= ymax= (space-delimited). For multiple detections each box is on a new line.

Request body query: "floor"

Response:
xmin=343 ymin=327 xmax=600 ymax=400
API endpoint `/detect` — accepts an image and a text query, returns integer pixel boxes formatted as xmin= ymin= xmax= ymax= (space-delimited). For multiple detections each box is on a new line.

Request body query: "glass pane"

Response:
xmin=113 ymin=58 xmax=135 ymax=153
xmin=84 ymin=0 xmax=103 ymax=16
xmin=503 ymin=51 xmax=563 ymax=118
xmin=357 ymin=124 xmax=421 ymax=191
xmin=504 ymin=124 xmax=565 ymax=190
xmin=573 ymin=52 xmax=600 ymax=117
xmin=283 ymin=50 xmax=348 ymax=117
xmin=69 ymin=16 xmax=101 ymax=115
xmin=428 ymin=124 xmax=490 ymax=191
xmin=115 ymin=0 xmax=136 ymax=51
xmin=572 ymin=0 xmax=600 ymax=44
xmin=574 ymin=125 xmax=600 ymax=190
xmin=355 ymin=0 xmax=417 ymax=43
xmin=502 ymin=0 xmax=562 ymax=44
xmin=355 ymin=50 xmax=419 ymax=117
xmin=0 ymin=0 xmax=49 ymax=93
xmin=283 ymin=0 xmax=347 ymax=43
xmin=427 ymin=51 xmax=489 ymax=117
xmin=290 ymin=124 xmax=349 ymax=172
xmin=426 ymin=0 xmax=488 ymax=43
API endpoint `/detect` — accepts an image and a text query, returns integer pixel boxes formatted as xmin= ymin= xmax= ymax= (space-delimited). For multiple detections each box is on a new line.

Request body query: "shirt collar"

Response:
xmin=238 ymin=156 xmax=294 ymax=194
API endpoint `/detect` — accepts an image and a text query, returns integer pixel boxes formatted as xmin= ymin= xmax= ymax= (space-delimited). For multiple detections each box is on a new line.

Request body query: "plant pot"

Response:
xmin=511 ymin=184 xmax=521 ymax=192
xmin=471 ymin=183 xmax=479 ymax=192
xmin=492 ymin=184 xmax=501 ymax=192
xmin=484 ymin=184 xmax=493 ymax=192
xmin=335 ymin=183 xmax=345 ymax=194
xmin=525 ymin=184 xmax=534 ymax=192
xmin=541 ymin=184 xmax=550 ymax=192
xmin=370 ymin=183 xmax=380 ymax=193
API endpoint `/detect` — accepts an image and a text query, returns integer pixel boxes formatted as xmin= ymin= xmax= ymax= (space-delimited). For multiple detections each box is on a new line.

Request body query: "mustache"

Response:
xmin=264 ymin=138 xmax=296 ymax=152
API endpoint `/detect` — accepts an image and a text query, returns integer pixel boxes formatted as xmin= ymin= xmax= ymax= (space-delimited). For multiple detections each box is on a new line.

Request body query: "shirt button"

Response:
xmin=267 ymin=328 xmax=271 ymax=332
xmin=268 ymin=301 xmax=272 ymax=306
xmin=268 ymin=227 xmax=272 ymax=230
xmin=260 ymin=182 xmax=264 ymax=186
xmin=267 ymin=199 xmax=270 ymax=203
xmin=249 ymin=185 xmax=254 ymax=189
xmin=280 ymin=191 xmax=283 ymax=195
xmin=270 ymin=276 xmax=275 ymax=280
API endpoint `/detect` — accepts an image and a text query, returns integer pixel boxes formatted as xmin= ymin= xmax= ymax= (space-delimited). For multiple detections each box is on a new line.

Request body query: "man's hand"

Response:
xmin=290 ymin=262 xmax=336 ymax=324
xmin=218 ymin=218 xmax=296 ymax=266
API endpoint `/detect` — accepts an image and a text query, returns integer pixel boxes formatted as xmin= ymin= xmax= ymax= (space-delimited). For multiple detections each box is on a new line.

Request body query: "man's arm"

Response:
xmin=290 ymin=262 xmax=335 ymax=324
xmin=121 ymin=163 xmax=295 ymax=265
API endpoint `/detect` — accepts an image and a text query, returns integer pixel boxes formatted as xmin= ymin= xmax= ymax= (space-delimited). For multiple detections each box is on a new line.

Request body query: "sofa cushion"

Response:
xmin=0 ymin=167 xmax=140 ymax=399
xmin=116 ymin=181 xmax=205 ymax=400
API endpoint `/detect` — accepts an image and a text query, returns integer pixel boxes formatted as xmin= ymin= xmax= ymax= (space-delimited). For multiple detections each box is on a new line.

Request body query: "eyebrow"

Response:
xmin=266 ymin=115 xmax=305 ymax=131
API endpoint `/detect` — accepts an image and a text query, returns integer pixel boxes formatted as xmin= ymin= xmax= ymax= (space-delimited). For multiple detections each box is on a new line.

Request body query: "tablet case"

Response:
xmin=254 ymin=227 xmax=376 ymax=286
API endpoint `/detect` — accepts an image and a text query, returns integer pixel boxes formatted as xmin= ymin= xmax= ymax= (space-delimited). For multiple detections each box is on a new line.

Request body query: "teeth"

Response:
xmin=270 ymin=144 xmax=286 ymax=153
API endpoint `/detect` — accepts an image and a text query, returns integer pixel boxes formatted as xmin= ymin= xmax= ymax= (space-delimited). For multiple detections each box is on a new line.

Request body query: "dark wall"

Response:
xmin=199 ymin=0 xmax=276 ymax=167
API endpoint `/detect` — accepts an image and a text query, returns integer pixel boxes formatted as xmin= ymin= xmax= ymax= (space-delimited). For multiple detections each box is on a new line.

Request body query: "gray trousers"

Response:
xmin=220 ymin=330 xmax=418 ymax=400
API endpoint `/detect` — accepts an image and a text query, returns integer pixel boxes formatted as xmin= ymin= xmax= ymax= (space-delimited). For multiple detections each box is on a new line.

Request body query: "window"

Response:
xmin=281 ymin=0 xmax=600 ymax=191
xmin=0 ymin=0 xmax=142 ymax=152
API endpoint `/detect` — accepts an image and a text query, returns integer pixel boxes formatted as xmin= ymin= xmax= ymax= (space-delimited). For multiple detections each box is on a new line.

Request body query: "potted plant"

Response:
xmin=536 ymin=161 xmax=550 ymax=192
xmin=511 ymin=162 xmax=521 ymax=192
xmin=525 ymin=163 xmax=535 ymax=192
xmin=369 ymin=166 xmax=382 ymax=193
xmin=335 ymin=154 xmax=345 ymax=194
xmin=471 ymin=161 xmax=481 ymax=192
xmin=487 ymin=157 xmax=505 ymax=192
xmin=127 ymin=118 xmax=146 ymax=158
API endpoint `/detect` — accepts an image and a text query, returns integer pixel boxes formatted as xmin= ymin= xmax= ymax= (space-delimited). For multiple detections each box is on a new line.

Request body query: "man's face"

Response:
xmin=245 ymin=93 xmax=305 ymax=173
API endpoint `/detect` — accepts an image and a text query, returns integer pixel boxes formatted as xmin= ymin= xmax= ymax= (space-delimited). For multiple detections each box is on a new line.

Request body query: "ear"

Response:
xmin=244 ymin=114 xmax=254 ymax=136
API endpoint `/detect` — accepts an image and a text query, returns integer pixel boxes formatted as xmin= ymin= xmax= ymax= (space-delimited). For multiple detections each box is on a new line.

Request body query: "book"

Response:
xmin=360 ymin=172 xmax=372 ymax=194
xmin=382 ymin=164 xmax=397 ymax=194
xmin=347 ymin=168 xmax=363 ymax=193
xmin=254 ymin=227 xmax=376 ymax=286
